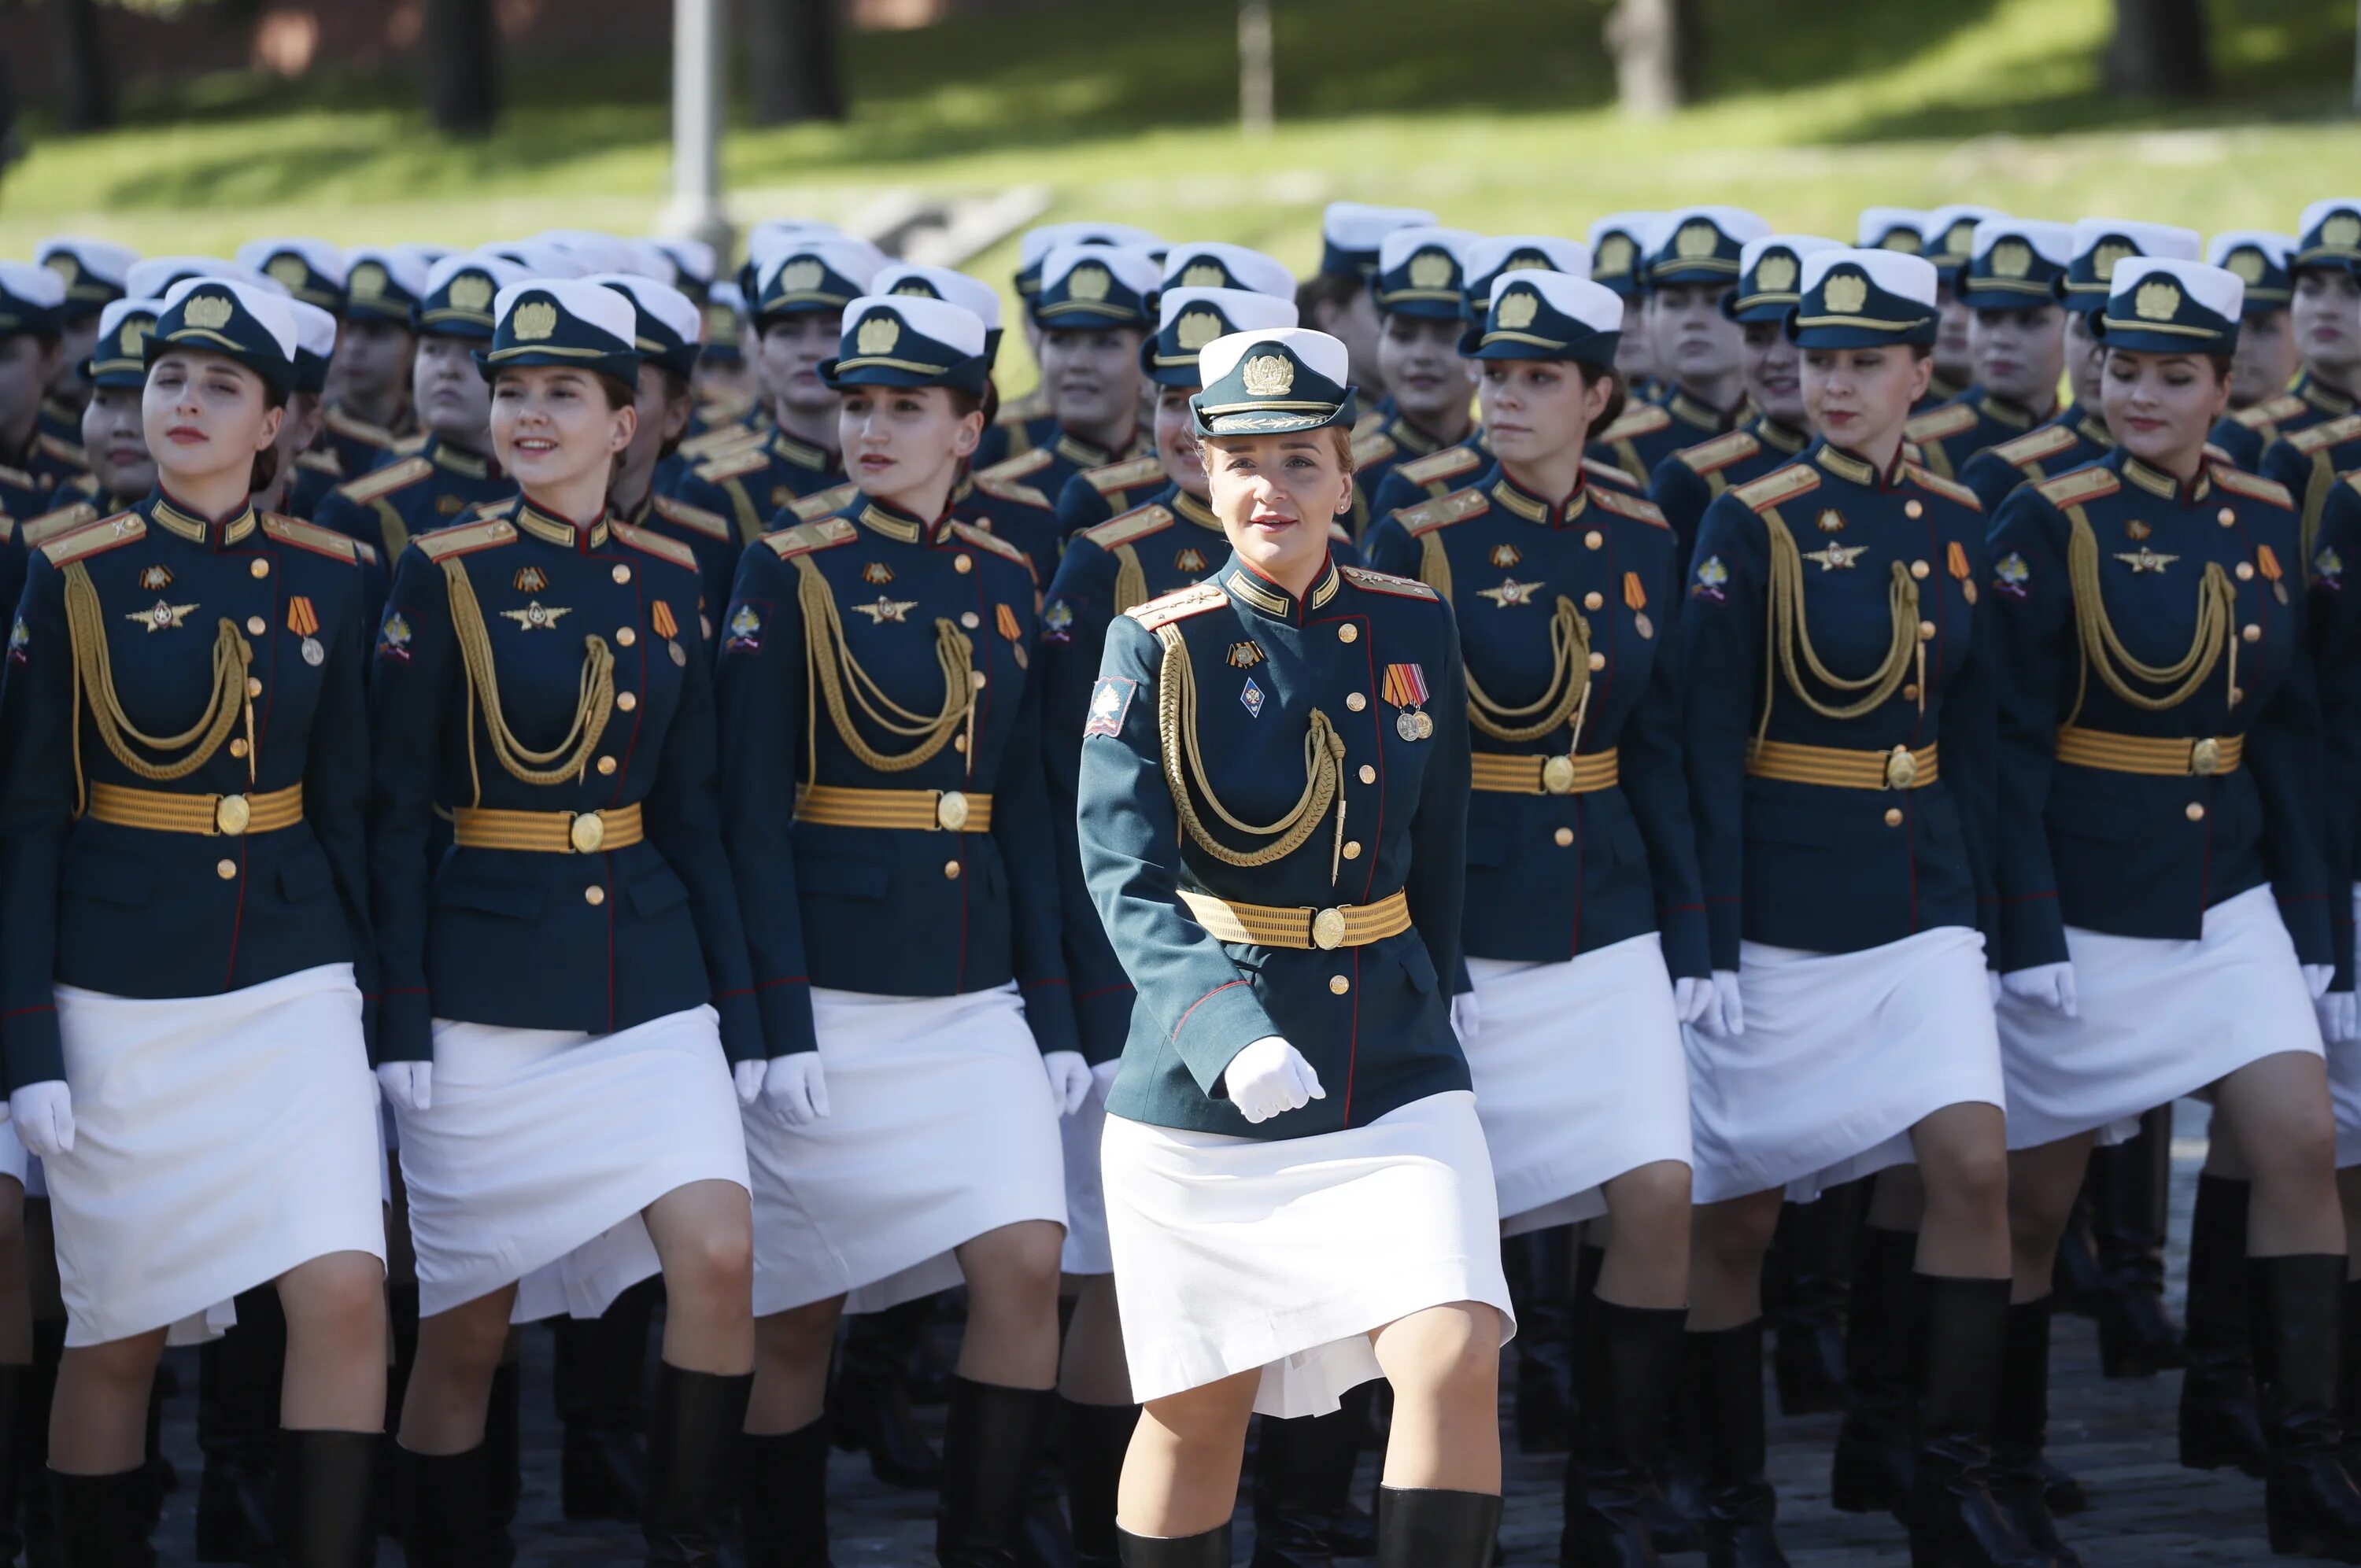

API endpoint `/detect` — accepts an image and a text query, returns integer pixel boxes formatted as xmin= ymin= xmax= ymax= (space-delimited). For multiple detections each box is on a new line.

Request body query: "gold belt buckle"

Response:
xmin=1540 ymin=755 xmax=1576 ymax=795
xmin=569 ymin=812 xmax=606 ymax=854
xmin=937 ymin=791 xmax=970 ymax=832
xmin=213 ymin=795 xmax=251 ymax=836
xmin=2190 ymin=737 xmax=2222 ymax=776
xmin=1310 ymin=907 xmax=1348 ymax=950
xmin=1883 ymin=746 xmax=1919 ymax=791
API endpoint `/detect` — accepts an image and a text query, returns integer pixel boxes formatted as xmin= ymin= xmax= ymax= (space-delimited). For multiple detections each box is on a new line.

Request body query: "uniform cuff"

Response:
xmin=1171 ymin=980 xmax=1283 ymax=1100
xmin=376 ymin=990 xmax=434 ymax=1065
xmin=2 ymin=1012 xmax=61 ymax=1100
xmin=756 ymin=979 xmax=819 ymax=1058
xmin=1022 ymin=980 xmax=1081 ymax=1058
xmin=1074 ymin=985 xmax=1136 ymax=1067
xmin=714 ymin=990 xmax=766 ymax=1066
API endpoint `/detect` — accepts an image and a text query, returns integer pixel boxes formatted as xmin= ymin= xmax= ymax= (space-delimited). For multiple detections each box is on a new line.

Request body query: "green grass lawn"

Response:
xmin=1 ymin=0 xmax=2351 ymax=388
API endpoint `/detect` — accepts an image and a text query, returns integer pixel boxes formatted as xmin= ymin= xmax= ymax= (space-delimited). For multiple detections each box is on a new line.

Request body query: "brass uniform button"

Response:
xmin=2185 ymin=802 xmax=2207 ymax=822
xmin=1584 ymin=530 xmax=1604 ymax=550
xmin=1342 ymin=841 xmax=1362 ymax=861
xmin=229 ymin=739 xmax=248 ymax=758
xmin=616 ymin=692 xmax=637 ymax=712
xmin=971 ymin=671 xmax=988 ymax=690
xmin=1918 ymin=620 xmax=1937 ymax=641
xmin=249 ymin=559 xmax=269 ymax=578
xmin=2218 ymin=507 xmax=2237 ymax=527
xmin=944 ymin=860 xmax=962 ymax=880
xmin=2236 ymin=562 xmax=2255 ymax=581
xmin=1338 ymin=624 xmax=1359 ymax=644
xmin=1904 ymin=500 xmax=1923 ymax=519
xmin=1910 ymin=560 xmax=1931 ymax=580
xmin=1903 ymin=684 xmax=1921 ymax=702
xmin=1884 ymin=807 xmax=1905 ymax=827
xmin=597 ymin=756 xmax=618 ymax=776
xmin=1347 ymin=693 xmax=1367 ymax=712
xmin=961 ymin=611 xmax=981 ymax=629
xmin=1584 ymin=591 xmax=1604 ymax=611
xmin=247 ymin=677 xmax=264 ymax=697
xmin=246 ymin=615 xmax=267 ymax=636
xmin=954 ymin=555 xmax=974 ymax=574
xmin=1554 ymin=827 xmax=1575 ymax=847
xmin=616 ymin=626 xmax=637 ymax=647
xmin=585 ymin=885 xmax=606 ymax=906
xmin=1358 ymin=765 xmax=1376 ymax=784
xmin=1587 ymin=651 xmax=1606 ymax=670
xmin=955 ymin=735 xmax=969 ymax=753
xmin=2242 ymin=624 xmax=2261 ymax=643
xmin=1328 ymin=975 xmax=1350 ymax=995
xmin=612 ymin=565 xmax=632 ymax=584
xmin=216 ymin=858 xmax=238 ymax=880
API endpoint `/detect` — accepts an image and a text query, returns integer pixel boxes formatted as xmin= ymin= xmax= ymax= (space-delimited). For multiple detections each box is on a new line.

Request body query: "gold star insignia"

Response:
xmin=127 ymin=599 xmax=199 ymax=633
xmin=852 ymin=597 xmax=920 ymax=625
xmin=500 ymin=600 xmax=572 ymax=630
xmin=1802 ymin=544 xmax=1870 ymax=570
xmin=1477 ymin=577 xmax=1546 ymax=608
xmin=2114 ymin=547 xmax=2178 ymax=574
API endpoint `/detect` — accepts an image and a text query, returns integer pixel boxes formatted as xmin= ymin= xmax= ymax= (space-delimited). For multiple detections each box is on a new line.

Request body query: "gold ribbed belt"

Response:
xmin=1178 ymin=888 xmax=1412 ymax=951
xmin=85 ymin=780 xmax=305 ymax=836
xmin=2055 ymin=726 xmax=2244 ymax=777
xmin=795 ymin=784 xmax=994 ymax=833
xmin=1746 ymin=739 xmax=1940 ymax=791
xmin=1471 ymin=748 xmax=1620 ymax=795
xmin=453 ymin=802 xmax=645 ymax=854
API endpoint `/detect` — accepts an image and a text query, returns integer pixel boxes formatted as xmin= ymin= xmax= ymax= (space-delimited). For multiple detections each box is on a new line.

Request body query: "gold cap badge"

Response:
xmin=778 ymin=258 xmax=825 ymax=295
xmin=513 ymin=300 xmax=559 ymax=341
xmin=855 ymin=313 xmax=901 ymax=356
xmin=449 ymin=273 xmax=494 ymax=312
xmin=1881 ymin=231 xmax=1923 ymax=254
xmin=1496 ymin=289 xmax=1540 ymax=330
xmin=1176 ymin=309 xmax=1224 ymax=351
xmin=266 ymin=254 xmax=309 ymax=289
xmin=1675 ymin=221 xmax=1719 ymax=260
xmin=1407 ymin=249 xmax=1454 ymax=290
xmin=1068 ymin=264 xmax=1113 ymax=302
xmin=1180 ymin=261 xmax=1225 ymax=288
xmin=892 ymin=281 xmax=935 ymax=297
xmin=43 ymin=255 xmax=77 ymax=283
xmin=1756 ymin=252 xmax=1798 ymax=293
xmin=1990 ymin=239 xmax=2032 ymax=279
xmin=2326 ymin=212 xmax=2361 ymax=249
xmin=1596 ymin=234 xmax=1634 ymax=277
xmin=119 ymin=319 xmax=149 ymax=356
xmin=349 ymin=262 xmax=386 ymax=301
xmin=184 ymin=293 xmax=235 ymax=331
xmin=1241 ymin=353 xmax=1295 ymax=397
xmin=1823 ymin=271 xmax=1869 ymax=314
xmin=2093 ymin=240 xmax=2134 ymax=280
xmin=2133 ymin=279 xmax=2182 ymax=321
xmin=2226 ymin=249 xmax=2267 ymax=284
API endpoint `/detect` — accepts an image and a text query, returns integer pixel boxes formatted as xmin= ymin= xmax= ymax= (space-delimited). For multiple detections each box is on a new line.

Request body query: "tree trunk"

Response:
xmin=420 ymin=0 xmax=501 ymax=138
xmin=49 ymin=0 xmax=113 ymax=134
xmin=747 ymin=0 xmax=846 ymax=126
xmin=2105 ymin=0 xmax=2210 ymax=98
xmin=1603 ymin=0 xmax=1700 ymax=119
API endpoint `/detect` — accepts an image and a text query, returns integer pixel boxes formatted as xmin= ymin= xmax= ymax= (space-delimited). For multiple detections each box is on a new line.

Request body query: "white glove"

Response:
xmin=1988 ymin=970 xmax=2003 ymax=1006
xmin=733 ymin=1059 xmax=766 ymax=1107
xmin=1091 ymin=1057 xmax=1121 ymax=1094
xmin=2303 ymin=964 xmax=2334 ymax=1002
xmin=1673 ymin=976 xmax=1714 ymax=1027
xmin=9 ymin=1082 xmax=73 ymax=1158
xmin=1222 ymin=1036 xmax=1325 ymax=1124
xmin=759 ymin=1053 xmax=830 ymax=1127
xmin=2001 ymin=963 xmax=2078 ymax=1017
xmin=2318 ymin=991 xmax=2359 ymax=1046
xmin=1690 ymin=969 xmax=1745 ymax=1039
xmin=1450 ymin=991 xmax=1481 ymax=1048
xmin=1043 ymin=1050 xmax=1092 ymax=1116
xmin=375 ymin=1061 xmax=433 ymax=1112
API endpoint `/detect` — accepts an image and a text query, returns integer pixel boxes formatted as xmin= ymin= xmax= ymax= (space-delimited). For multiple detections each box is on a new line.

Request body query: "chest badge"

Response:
xmin=513 ymin=566 xmax=549 ymax=594
xmin=861 ymin=562 xmax=895 ymax=586
xmin=1227 ymin=640 xmax=1265 ymax=669
xmin=288 ymin=596 xmax=324 ymax=666
xmin=435 ymin=494 xmax=467 ymax=517
xmin=1815 ymin=509 xmax=1846 ymax=533
xmin=139 ymin=564 xmax=173 ymax=592
xmin=2125 ymin=519 xmax=2153 ymax=541
xmin=1382 ymin=662 xmax=1434 ymax=741
xmin=1491 ymin=543 xmax=1523 ymax=568
xmin=854 ymin=596 xmax=918 ymax=625
xmin=2113 ymin=546 xmax=2178 ymax=574
xmin=1478 ymin=577 xmax=1545 ymax=608
xmin=501 ymin=600 xmax=572 ymax=630
xmin=1174 ymin=546 xmax=1209 ymax=575
xmin=1802 ymin=543 xmax=1869 ymax=571
xmin=129 ymin=598 xmax=199 ymax=633
xmin=1240 ymin=676 xmax=1266 ymax=718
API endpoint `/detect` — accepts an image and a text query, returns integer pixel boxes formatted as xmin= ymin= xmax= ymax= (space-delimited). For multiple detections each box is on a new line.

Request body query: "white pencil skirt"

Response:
xmin=1997 ymin=884 xmax=2324 ymax=1151
xmin=46 ymin=964 xmax=385 ymax=1348
xmin=1059 ymin=1064 xmax=1117 ymax=1276
xmin=396 ymin=1005 xmax=749 ymax=1324
xmin=1103 ymin=1090 xmax=1515 ymax=1420
xmin=745 ymin=983 xmax=1068 ymax=1318
xmin=1685 ymin=926 xmax=2006 ymax=1205
xmin=1467 ymin=935 xmax=1694 ymax=1234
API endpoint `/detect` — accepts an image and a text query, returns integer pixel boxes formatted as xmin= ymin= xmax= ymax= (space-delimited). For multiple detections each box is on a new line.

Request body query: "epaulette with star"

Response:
xmin=1905 ymin=466 xmax=1982 ymax=511
xmin=1395 ymin=445 xmax=1484 ymax=487
xmin=1673 ymin=430 xmax=1761 ymax=476
xmin=294 ymin=448 xmax=345 ymax=478
xmin=261 ymin=514 xmax=363 ymax=565
xmin=352 ymin=540 xmax=380 ymax=567
xmin=2033 ymin=467 xmax=2119 ymax=508
xmin=2288 ymin=413 xmax=2361 ymax=454
xmin=1084 ymin=455 xmax=1165 ymax=495
xmin=948 ymin=521 xmax=1037 ymax=582
xmin=1340 ymin=564 xmax=1441 ymax=600
xmin=415 ymin=516 xmax=519 ymax=562
xmin=978 ymin=447 xmax=1055 ymax=484
xmin=692 ymin=445 xmax=770 ymax=483
xmin=1352 ymin=431 xmax=1397 ymax=470
xmin=1396 ymin=487 xmax=1489 ymax=536
xmin=763 ymin=518 xmax=858 ymax=559
xmin=1583 ymin=456 xmax=1641 ymax=490
xmin=995 ymin=387 xmax=1051 ymax=426
xmin=2234 ymin=393 xmax=2307 ymax=430
xmin=2211 ymin=467 xmax=2295 ymax=510
xmin=1596 ymin=403 xmax=1672 ymax=442
xmin=332 ymin=456 xmax=431 ymax=505
xmin=649 ymin=494 xmax=733 ymax=541
xmin=1904 ymin=402 xmax=1979 ymax=443
xmin=1593 ymin=488 xmax=1669 ymax=528
xmin=1731 ymin=463 xmax=1820 ymax=511
xmin=21 ymin=502 xmax=100 ymax=549
xmin=37 ymin=433 xmax=86 ymax=470
xmin=1081 ymin=504 xmax=1176 ymax=551
xmin=390 ymin=432 xmax=430 ymax=458
xmin=324 ymin=406 xmax=398 ymax=449
xmin=1125 ymin=580 xmax=1228 ymax=629
xmin=678 ymin=424 xmax=763 ymax=463
xmin=974 ymin=471 xmax=1055 ymax=510
xmin=789 ymin=481 xmax=860 ymax=522
xmin=611 ymin=521 xmax=700 ymax=574
xmin=41 ymin=511 xmax=142 ymax=566
xmin=1987 ymin=422 xmax=2080 ymax=470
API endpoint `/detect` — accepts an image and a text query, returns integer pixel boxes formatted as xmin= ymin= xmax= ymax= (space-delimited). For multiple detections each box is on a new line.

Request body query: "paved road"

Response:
xmin=141 ymin=1101 xmax=2277 ymax=1564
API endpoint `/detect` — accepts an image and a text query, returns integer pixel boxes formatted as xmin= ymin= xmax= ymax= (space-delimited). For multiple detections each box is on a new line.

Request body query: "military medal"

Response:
xmin=139 ymin=565 xmax=173 ymax=592
xmin=1382 ymin=662 xmax=1432 ymax=741
xmin=652 ymin=600 xmax=685 ymax=666
xmin=288 ymin=596 xmax=323 ymax=666
xmin=861 ymin=562 xmax=894 ymax=585
xmin=1240 ymin=677 xmax=1265 ymax=718
xmin=1623 ymin=571 xmax=1651 ymax=640
xmin=1227 ymin=640 xmax=1265 ymax=669
xmin=2257 ymin=544 xmax=2288 ymax=603
xmin=514 ymin=566 xmax=549 ymax=594
xmin=1947 ymin=540 xmax=1977 ymax=605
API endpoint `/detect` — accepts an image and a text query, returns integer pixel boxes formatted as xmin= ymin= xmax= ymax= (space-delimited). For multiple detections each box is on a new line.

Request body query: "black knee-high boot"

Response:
xmin=1376 ymin=1486 xmax=1499 ymax=1568
xmin=2341 ymin=1280 xmax=2361 ymax=1473
xmin=556 ymin=1276 xmax=657 ymax=1522
xmin=22 ymin=1317 xmax=64 ymax=1568
xmin=397 ymin=1442 xmax=492 ymax=1568
xmin=834 ymin=1300 xmax=943 ymax=1489
xmin=739 ymin=1418 xmax=833 ymax=1568
xmin=1831 ymin=1225 xmax=1919 ymax=1519
xmin=1507 ymin=1226 xmax=1580 ymax=1454
xmin=485 ymin=1360 xmax=521 ymax=1566
xmin=1987 ymin=1299 xmax=2079 ymax=1566
xmin=1681 ymin=1319 xmax=1787 ymax=1568
xmin=1906 ymin=1276 xmax=2043 ymax=1568
xmin=937 ymin=1378 xmax=1055 ymax=1568
xmin=1561 ymin=1298 xmax=1683 ymax=1566
xmin=1251 ymin=1406 xmax=1366 ymax=1568
xmin=2250 ymin=1255 xmax=2361 ymax=1560
xmin=1116 ymin=1522 xmax=1231 ymax=1565
xmin=272 ymin=1430 xmax=377 ymax=1568
xmin=1063 ymin=1400 xmax=1139 ymax=1568
xmin=1768 ymin=1190 xmax=1854 ymax=1418
xmin=643 ymin=1363 xmax=753 ymax=1566
xmin=2182 ymin=1175 xmax=2269 ymax=1475
xmin=49 ymin=1467 xmax=155 ymax=1568
xmin=0 ymin=1363 xmax=24 ymax=1567
xmin=2091 ymin=1106 xmax=2184 ymax=1379
xmin=197 ymin=1288 xmax=285 ymax=1563
xmin=379 ymin=1279 xmax=420 ymax=1539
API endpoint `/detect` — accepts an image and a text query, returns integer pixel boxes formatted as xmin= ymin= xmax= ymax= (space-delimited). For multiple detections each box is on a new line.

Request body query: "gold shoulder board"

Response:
xmin=2289 ymin=413 xmax=2361 ymax=454
xmin=948 ymin=521 xmax=1036 ymax=581
xmin=1352 ymin=432 xmax=1398 ymax=470
xmin=790 ymin=481 xmax=861 ymax=522
xmin=334 ymin=456 xmax=432 ymax=506
xmin=1593 ymin=488 xmax=1670 ymax=528
xmin=2211 ymin=467 xmax=2295 ymax=509
xmin=1126 ymin=580 xmax=1229 ymax=629
xmin=1398 ymin=445 xmax=1484 ymax=485
xmin=1597 ymin=403 xmax=1672 ymax=441
xmin=21 ymin=503 xmax=100 ymax=548
xmin=42 ymin=511 xmax=143 ymax=566
xmin=1905 ymin=466 xmax=1982 ymax=511
xmin=261 ymin=513 xmax=362 ymax=563
xmin=1081 ymin=504 xmax=1176 ymax=551
xmin=977 ymin=446 xmax=1055 ymax=483
xmin=762 ymin=518 xmax=859 ymax=559
xmin=611 ymin=521 xmax=699 ymax=572
xmin=974 ymin=473 xmax=1055 ymax=510
xmin=1990 ymin=422 xmax=2078 ymax=467
xmin=693 ymin=446 xmax=771 ymax=483
xmin=1398 ymin=487 xmax=1489 ymax=536
xmin=1584 ymin=456 xmax=1642 ymax=490
xmin=1676 ymin=430 xmax=1759 ymax=475
xmin=1731 ymin=463 xmax=1821 ymax=511
xmin=2033 ymin=467 xmax=2119 ymax=508
xmin=1088 ymin=455 xmax=1166 ymax=493
xmin=294 ymin=448 xmax=345 ymax=477
xmin=1340 ymin=564 xmax=1441 ymax=600
xmin=2236 ymin=394 xmax=2307 ymax=429
xmin=1904 ymin=402 xmax=1979 ymax=443
xmin=415 ymin=517 xmax=519 ymax=562
xmin=651 ymin=495 xmax=733 ymax=540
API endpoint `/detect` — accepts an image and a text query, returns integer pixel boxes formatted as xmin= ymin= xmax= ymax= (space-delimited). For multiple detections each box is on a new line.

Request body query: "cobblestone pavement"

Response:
xmin=140 ymin=1102 xmax=2278 ymax=1564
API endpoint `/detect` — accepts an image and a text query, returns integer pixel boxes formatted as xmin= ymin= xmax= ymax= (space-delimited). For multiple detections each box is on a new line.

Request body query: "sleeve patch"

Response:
xmin=1084 ymin=675 xmax=1140 ymax=738
xmin=1690 ymin=553 xmax=1729 ymax=600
